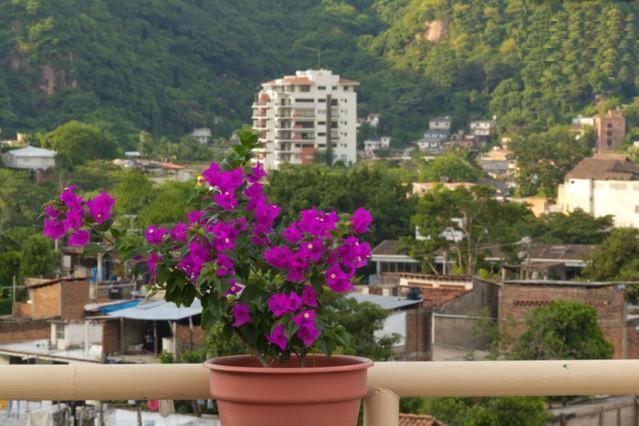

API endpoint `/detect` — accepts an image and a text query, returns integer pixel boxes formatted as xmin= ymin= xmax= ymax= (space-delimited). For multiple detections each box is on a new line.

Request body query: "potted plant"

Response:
xmin=41 ymin=127 xmax=374 ymax=426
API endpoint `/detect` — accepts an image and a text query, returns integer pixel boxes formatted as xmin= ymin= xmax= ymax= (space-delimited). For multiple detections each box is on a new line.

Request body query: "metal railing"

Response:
xmin=1 ymin=361 xmax=639 ymax=426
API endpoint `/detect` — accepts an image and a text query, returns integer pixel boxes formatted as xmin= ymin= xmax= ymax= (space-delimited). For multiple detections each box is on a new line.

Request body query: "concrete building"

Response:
xmin=429 ymin=116 xmax=451 ymax=131
xmin=363 ymin=136 xmax=391 ymax=154
xmin=191 ymin=128 xmax=212 ymax=144
xmin=558 ymin=154 xmax=639 ymax=227
xmin=469 ymin=120 xmax=494 ymax=138
xmin=2 ymin=146 xmax=56 ymax=170
xmin=595 ymin=109 xmax=625 ymax=153
xmin=477 ymin=145 xmax=516 ymax=180
xmin=252 ymin=69 xmax=358 ymax=170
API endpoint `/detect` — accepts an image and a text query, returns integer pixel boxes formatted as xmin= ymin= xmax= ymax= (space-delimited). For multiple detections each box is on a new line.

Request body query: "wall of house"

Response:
xmin=31 ymin=283 xmax=61 ymax=318
xmin=11 ymin=302 xmax=32 ymax=318
xmin=60 ymin=280 xmax=89 ymax=320
xmin=175 ymin=324 xmax=203 ymax=354
xmin=403 ymin=307 xmax=431 ymax=361
xmin=0 ymin=319 xmax=50 ymax=344
xmin=499 ymin=284 xmax=626 ymax=359
xmin=564 ymin=178 xmax=639 ymax=228
xmin=102 ymin=320 xmax=120 ymax=356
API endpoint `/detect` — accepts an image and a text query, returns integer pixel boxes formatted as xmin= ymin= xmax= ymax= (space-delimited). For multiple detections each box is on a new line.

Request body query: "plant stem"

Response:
xmin=235 ymin=330 xmax=271 ymax=368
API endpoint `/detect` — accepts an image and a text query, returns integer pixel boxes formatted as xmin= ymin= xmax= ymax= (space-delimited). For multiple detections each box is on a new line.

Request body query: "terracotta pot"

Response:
xmin=204 ymin=354 xmax=373 ymax=426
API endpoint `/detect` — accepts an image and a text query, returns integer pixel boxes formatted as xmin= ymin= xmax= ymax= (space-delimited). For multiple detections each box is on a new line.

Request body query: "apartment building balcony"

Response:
xmin=2 ymin=360 xmax=639 ymax=426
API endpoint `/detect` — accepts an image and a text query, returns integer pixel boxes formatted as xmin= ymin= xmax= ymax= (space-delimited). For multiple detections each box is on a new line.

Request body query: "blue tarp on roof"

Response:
xmin=100 ymin=299 xmax=142 ymax=314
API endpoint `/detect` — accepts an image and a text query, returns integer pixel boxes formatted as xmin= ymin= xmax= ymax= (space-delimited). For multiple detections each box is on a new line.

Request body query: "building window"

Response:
xmin=56 ymin=324 xmax=65 ymax=340
xmin=318 ymin=121 xmax=326 ymax=125
xmin=318 ymin=98 xmax=326 ymax=103
xmin=318 ymin=86 xmax=326 ymax=90
xmin=318 ymin=132 xmax=326 ymax=136
xmin=331 ymin=99 xmax=338 ymax=106
xmin=295 ymin=98 xmax=314 ymax=103
xmin=607 ymin=123 xmax=613 ymax=128
xmin=299 ymin=86 xmax=310 ymax=92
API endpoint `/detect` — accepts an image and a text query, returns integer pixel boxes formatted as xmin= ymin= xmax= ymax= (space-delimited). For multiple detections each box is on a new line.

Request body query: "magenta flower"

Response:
xmin=203 ymin=163 xmax=243 ymax=192
xmin=298 ymin=238 xmax=325 ymax=263
xmin=287 ymin=253 xmax=308 ymax=283
xmin=298 ymin=209 xmax=338 ymax=238
xmin=187 ymin=210 xmax=205 ymax=226
xmin=212 ymin=221 xmax=236 ymax=251
xmin=297 ymin=325 xmax=320 ymax=347
xmin=147 ymin=252 xmax=162 ymax=281
xmin=267 ymin=324 xmax=288 ymax=350
xmin=225 ymin=279 xmax=244 ymax=296
xmin=43 ymin=219 xmax=65 ymax=240
xmin=63 ymin=207 xmax=84 ymax=231
xmin=282 ymin=223 xmax=303 ymax=244
xmin=214 ymin=190 xmax=238 ymax=211
xmin=188 ymin=238 xmax=212 ymax=263
xmin=146 ymin=225 xmax=168 ymax=245
xmin=338 ymin=237 xmax=370 ymax=269
xmin=248 ymin=162 xmax=267 ymax=183
xmin=351 ymin=208 xmax=372 ymax=234
xmin=170 ymin=222 xmax=188 ymax=243
xmin=233 ymin=217 xmax=248 ymax=232
xmin=201 ymin=162 xmax=221 ymax=187
xmin=254 ymin=199 xmax=280 ymax=229
xmin=326 ymin=263 xmax=353 ymax=293
xmin=268 ymin=292 xmax=301 ymax=317
xmin=293 ymin=310 xmax=315 ymax=329
xmin=302 ymin=285 xmax=318 ymax=307
xmin=264 ymin=246 xmax=293 ymax=269
xmin=216 ymin=254 xmax=235 ymax=277
xmin=60 ymin=185 xmax=83 ymax=209
xmin=178 ymin=255 xmax=203 ymax=281
xmin=244 ymin=183 xmax=264 ymax=210
xmin=232 ymin=303 xmax=251 ymax=327
xmin=44 ymin=206 xmax=60 ymax=219
xmin=68 ymin=229 xmax=90 ymax=247
xmin=86 ymin=192 xmax=115 ymax=224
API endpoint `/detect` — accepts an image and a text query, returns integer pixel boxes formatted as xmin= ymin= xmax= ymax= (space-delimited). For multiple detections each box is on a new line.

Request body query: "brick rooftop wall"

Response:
xmin=0 ymin=319 xmax=50 ymax=344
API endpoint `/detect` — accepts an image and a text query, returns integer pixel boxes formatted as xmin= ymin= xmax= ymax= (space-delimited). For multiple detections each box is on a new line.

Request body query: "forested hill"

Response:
xmin=1 ymin=0 xmax=638 ymax=148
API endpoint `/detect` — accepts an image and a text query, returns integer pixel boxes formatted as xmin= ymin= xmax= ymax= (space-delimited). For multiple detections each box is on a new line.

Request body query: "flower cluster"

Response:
xmin=43 ymin=186 xmax=115 ymax=247
xmin=41 ymin=135 xmax=372 ymax=365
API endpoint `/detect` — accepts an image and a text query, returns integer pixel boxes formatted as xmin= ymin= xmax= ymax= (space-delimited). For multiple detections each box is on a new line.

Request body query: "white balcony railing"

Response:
xmin=2 ymin=361 xmax=639 ymax=426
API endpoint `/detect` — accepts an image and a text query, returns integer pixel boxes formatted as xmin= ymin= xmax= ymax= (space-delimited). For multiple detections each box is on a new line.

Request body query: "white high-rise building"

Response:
xmin=251 ymin=69 xmax=358 ymax=170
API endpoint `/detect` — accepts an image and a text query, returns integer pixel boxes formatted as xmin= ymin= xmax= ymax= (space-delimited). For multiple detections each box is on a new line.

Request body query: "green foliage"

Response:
xmin=510 ymin=126 xmax=594 ymax=197
xmin=0 ymin=169 xmax=55 ymax=229
xmin=111 ymin=169 xmax=155 ymax=216
xmin=418 ymin=151 xmax=483 ymax=183
xmin=41 ymin=121 xmax=118 ymax=167
xmin=408 ymin=185 xmax=535 ymax=274
xmin=532 ymin=210 xmax=613 ymax=245
xmin=267 ymin=162 xmax=415 ymax=244
xmin=511 ymin=300 xmax=614 ymax=360
xmin=138 ymin=181 xmax=197 ymax=227
xmin=20 ymin=235 xmax=56 ymax=277
xmin=585 ymin=228 xmax=639 ymax=281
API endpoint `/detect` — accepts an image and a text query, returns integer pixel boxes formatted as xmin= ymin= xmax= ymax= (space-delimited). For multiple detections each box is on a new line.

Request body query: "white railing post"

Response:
xmin=364 ymin=387 xmax=399 ymax=426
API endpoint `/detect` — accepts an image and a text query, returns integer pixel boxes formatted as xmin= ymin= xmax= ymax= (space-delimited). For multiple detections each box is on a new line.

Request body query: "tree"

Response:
xmin=418 ymin=151 xmax=483 ymax=183
xmin=403 ymin=396 xmax=548 ymax=426
xmin=138 ymin=181 xmax=197 ymax=227
xmin=111 ymin=169 xmax=155 ymax=216
xmin=41 ymin=121 xmax=118 ymax=167
xmin=584 ymin=228 xmax=639 ymax=281
xmin=20 ymin=235 xmax=57 ymax=278
xmin=510 ymin=300 xmax=614 ymax=360
xmin=408 ymin=185 xmax=535 ymax=274
xmin=532 ymin=210 xmax=613 ymax=245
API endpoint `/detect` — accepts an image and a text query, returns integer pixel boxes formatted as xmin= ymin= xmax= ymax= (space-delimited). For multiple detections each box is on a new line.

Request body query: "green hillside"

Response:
xmin=1 ymin=0 xmax=638 ymax=148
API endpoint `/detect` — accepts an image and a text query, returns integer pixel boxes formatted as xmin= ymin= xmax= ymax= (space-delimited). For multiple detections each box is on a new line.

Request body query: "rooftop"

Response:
xmin=5 ymin=146 xmax=56 ymax=158
xmin=566 ymin=154 xmax=639 ymax=181
xmin=346 ymin=293 xmax=422 ymax=310
xmin=104 ymin=299 xmax=202 ymax=321
xmin=504 ymin=279 xmax=624 ymax=288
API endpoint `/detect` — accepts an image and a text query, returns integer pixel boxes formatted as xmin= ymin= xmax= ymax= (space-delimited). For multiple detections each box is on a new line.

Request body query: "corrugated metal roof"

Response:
xmin=346 ymin=293 xmax=421 ymax=310
xmin=6 ymin=146 xmax=56 ymax=157
xmin=106 ymin=299 xmax=202 ymax=320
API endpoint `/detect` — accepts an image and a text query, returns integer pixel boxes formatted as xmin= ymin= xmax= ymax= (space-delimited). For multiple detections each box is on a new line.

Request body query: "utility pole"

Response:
xmin=12 ymin=275 xmax=16 ymax=302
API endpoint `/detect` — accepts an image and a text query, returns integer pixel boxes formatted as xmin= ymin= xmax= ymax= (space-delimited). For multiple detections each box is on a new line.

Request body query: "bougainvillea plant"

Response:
xmin=41 ymin=128 xmax=372 ymax=367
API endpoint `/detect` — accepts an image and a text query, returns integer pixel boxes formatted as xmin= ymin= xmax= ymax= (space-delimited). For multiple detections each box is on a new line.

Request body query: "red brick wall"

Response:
xmin=31 ymin=283 xmax=61 ymax=318
xmin=0 ymin=319 xmax=50 ymax=344
xmin=627 ymin=325 xmax=639 ymax=359
xmin=12 ymin=302 xmax=32 ymax=318
xmin=404 ymin=308 xmax=431 ymax=361
xmin=500 ymin=284 xmax=626 ymax=358
xmin=61 ymin=280 xmax=89 ymax=320
xmin=175 ymin=324 xmax=203 ymax=354
xmin=102 ymin=320 xmax=120 ymax=356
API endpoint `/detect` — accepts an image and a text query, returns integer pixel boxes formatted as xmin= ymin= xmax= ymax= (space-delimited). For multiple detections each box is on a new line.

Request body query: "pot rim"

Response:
xmin=203 ymin=354 xmax=373 ymax=374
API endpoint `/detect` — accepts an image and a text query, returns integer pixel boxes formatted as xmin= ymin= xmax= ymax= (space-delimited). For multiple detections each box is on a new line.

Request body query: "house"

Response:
xmin=469 ymin=120 xmax=494 ymax=138
xmin=499 ymin=280 xmax=630 ymax=359
xmin=358 ymin=113 xmax=380 ymax=128
xmin=477 ymin=145 xmax=516 ymax=180
xmin=2 ymin=146 xmax=56 ymax=170
xmin=191 ymin=128 xmax=212 ymax=144
xmin=347 ymin=293 xmax=429 ymax=360
xmin=363 ymin=136 xmax=391 ymax=154
xmin=429 ymin=116 xmax=451 ymax=131
xmin=557 ymin=154 xmax=639 ymax=227
xmin=416 ymin=129 xmax=449 ymax=154
xmin=252 ymin=69 xmax=358 ymax=169
xmin=594 ymin=109 xmax=625 ymax=153
xmin=571 ymin=115 xmax=595 ymax=127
